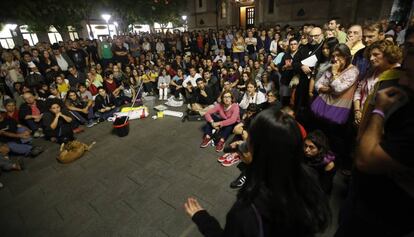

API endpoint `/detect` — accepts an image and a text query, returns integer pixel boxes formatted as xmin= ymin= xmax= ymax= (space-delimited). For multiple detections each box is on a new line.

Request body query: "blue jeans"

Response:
xmin=25 ymin=119 xmax=41 ymax=132
xmin=69 ymin=107 xmax=95 ymax=125
xmin=95 ymin=108 xmax=119 ymax=120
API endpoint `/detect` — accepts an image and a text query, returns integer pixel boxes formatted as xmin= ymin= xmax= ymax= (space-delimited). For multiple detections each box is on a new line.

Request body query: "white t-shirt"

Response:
xmin=182 ymin=73 xmax=202 ymax=88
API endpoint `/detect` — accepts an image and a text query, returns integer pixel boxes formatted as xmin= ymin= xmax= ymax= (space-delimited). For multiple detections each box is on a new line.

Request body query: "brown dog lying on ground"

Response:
xmin=58 ymin=141 xmax=96 ymax=164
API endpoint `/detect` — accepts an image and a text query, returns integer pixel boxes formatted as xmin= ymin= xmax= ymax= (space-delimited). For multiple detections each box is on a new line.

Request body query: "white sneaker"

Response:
xmin=159 ymin=96 xmax=163 ymax=100
xmin=0 ymin=182 xmax=3 ymax=188
xmin=163 ymin=96 xmax=168 ymax=101
xmin=33 ymin=130 xmax=41 ymax=138
xmin=179 ymin=94 xmax=183 ymax=100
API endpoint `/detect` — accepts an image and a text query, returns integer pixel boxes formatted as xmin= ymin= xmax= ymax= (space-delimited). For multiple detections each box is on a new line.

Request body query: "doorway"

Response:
xmin=239 ymin=6 xmax=255 ymax=29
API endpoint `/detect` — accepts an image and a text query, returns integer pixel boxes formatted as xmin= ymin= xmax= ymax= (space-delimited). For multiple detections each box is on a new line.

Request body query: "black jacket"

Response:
xmin=19 ymin=100 xmax=47 ymax=124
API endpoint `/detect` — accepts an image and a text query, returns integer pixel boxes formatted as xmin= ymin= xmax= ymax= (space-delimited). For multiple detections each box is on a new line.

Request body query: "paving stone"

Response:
xmin=0 ymin=107 xmax=344 ymax=237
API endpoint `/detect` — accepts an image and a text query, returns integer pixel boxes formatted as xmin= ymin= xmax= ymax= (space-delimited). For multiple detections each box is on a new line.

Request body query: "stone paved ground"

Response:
xmin=0 ymin=101 xmax=346 ymax=237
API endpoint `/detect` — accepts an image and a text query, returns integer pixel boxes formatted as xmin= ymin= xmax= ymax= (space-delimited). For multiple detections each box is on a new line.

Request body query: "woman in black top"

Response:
xmin=185 ymin=108 xmax=331 ymax=237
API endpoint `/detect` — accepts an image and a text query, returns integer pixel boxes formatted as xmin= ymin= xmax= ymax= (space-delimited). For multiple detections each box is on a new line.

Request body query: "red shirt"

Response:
xmin=104 ymin=80 xmax=118 ymax=94
xmin=30 ymin=103 xmax=41 ymax=116
xmin=6 ymin=110 xmax=19 ymax=122
xmin=297 ymin=122 xmax=307 ymax=139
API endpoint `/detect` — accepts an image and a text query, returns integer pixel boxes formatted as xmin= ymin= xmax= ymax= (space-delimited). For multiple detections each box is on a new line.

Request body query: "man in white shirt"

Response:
xmin=183 ymin=67 xmax=202 ymax=88
xmin=213 ymin=49 xmax=227 ymax=63
xmin=182 ymin=67 xmax=202 ymax=103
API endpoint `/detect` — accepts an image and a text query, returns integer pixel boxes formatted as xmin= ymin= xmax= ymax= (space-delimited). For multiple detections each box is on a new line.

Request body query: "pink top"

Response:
xmin=205 ymin=103 xmax=240 ymax=127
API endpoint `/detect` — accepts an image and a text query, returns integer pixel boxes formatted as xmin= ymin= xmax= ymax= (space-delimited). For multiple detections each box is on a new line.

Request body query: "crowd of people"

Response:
xmin=0 ymin=16 xmax=413 ymax=236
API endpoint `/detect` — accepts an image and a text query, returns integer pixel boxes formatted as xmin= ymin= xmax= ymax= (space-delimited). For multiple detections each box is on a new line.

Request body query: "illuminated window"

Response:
xmin=0 ymin=26 xmax=15 ymax=49
xmin=20 ymin=25 xmax=38 ymax=46
xmin=48 ymin=26 xmax=63 ymax=44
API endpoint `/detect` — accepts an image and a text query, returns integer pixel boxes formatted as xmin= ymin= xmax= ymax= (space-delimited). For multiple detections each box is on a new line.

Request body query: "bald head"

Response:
xmin=309 ymin=27 xmax=324 ymax=45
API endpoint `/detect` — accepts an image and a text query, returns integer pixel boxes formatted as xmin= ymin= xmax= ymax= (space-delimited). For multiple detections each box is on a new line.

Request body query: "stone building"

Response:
xmin=185 ymin=0 xmax=397 ymax=29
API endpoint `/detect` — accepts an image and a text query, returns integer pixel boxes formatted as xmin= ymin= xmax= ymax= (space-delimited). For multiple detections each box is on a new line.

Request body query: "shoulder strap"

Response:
xmin=251 ymin=203 xmax=264 ymax=237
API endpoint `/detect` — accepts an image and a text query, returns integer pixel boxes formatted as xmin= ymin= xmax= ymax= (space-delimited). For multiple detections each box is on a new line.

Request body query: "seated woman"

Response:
xmin=238 ymin=80 xmax=266 ymax=112
xmin=42 ymin=99 xmax=75 ymax=143
xmin=218 ymin=103 xmax=260 ymax=168
xmin=55 ymin=74 xmax=70 ymax=99
xmin=185 ymin=108 xmax=331 ymax=236
xmin=157 ymin=68 xmax=171 ymax=101
xmin=304 ymin=130 xmax=336 ymax=194
xmin=65 ymin=90 xmax=96 ymax=128
xmin=260 ymin=90 xmax=282 ymax=111
xmin=201 ymin=91 xmax=240 ymax=152
xmin=103 ymin=71 xmax=130 ymax=106
xmin=170 ymin=68 xmax=185 ymax=99
xmin=93 ymin=87 xmax=118 ymax=122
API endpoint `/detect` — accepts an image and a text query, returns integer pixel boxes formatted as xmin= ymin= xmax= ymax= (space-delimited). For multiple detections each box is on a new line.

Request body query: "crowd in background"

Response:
xmin=0 ymin=16 xmax=413 ymax=236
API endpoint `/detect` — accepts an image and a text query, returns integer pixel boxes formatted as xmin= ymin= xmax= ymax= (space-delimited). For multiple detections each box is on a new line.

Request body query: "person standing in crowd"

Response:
xmin=353 ymin=23 xmax=385 ymax=81
xmin=353 ymin=40 xmax=402 ymax=126
xmin=293 ymin=27 xmax=324 ymax=126
xmin=312 ymin=44 xmax=359 ymax=172
xmin=335 ymin=27 xmax=414 ymax=237
xmin=52 ymin=43 xmax=74 ymax=74
xmin=186 ymin=108 xmax=331 ymax=236
xmin=98 ymin=36 xmax=113 ymax=69
xmin=112 ymin=39 xmax=129 ymax=69
xmin=346 ymin=25 xmax=365 ymax=57
xmin=328 ymin=18 xmax=347 ymax=44
xmin=67 ymin=41 xmax=88 ymax=73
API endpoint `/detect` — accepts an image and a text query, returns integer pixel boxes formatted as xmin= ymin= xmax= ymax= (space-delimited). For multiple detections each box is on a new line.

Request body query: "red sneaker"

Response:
xmin=200 ymin=136 xmax=212 ymax=148
xmin=217 ymin=153 xmax=231 ymax=163
xmin=73 ymin=127 xmax=85 ymax=134
xmin=222 ymin=153 xmax=240 ymax=167
xmin=215 ymin=139 xmax=225 ymax=152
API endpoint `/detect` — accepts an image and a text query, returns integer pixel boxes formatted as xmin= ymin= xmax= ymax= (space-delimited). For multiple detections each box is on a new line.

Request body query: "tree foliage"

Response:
xmin=1 ymin=0 xmax=186 ymax=33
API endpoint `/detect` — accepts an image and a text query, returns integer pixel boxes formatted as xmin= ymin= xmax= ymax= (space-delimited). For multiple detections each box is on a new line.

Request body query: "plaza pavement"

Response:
xmin=0 ymin=100 xmax=345 ymax=237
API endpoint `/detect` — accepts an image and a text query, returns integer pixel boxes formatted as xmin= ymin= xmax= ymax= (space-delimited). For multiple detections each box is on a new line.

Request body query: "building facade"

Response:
xmin=186 ymin=0 xmax=396 ymax=30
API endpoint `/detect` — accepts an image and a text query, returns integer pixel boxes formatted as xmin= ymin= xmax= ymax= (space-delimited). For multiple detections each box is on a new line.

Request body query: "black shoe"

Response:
xmin=230 ymin=174 xmax=246 ymax=189
xmin=98 ymin=118 xmax=105 ymax=123
xmin=181 ymin=115 xmax=188 ymax=123
xmin=30 ymin=146 xmax=44 ymax=158
xmin=17 ymin=158 xmax=25 ymax=170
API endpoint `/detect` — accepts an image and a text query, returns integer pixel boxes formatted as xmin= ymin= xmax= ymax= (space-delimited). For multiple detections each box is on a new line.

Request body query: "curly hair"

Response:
xmin=365 ymin=40 xmax=402 ymax=64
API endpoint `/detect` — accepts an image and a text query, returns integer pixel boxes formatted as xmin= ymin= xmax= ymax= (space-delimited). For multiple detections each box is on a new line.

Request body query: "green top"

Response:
xmin=100 ymin=42 xmax=113 ymax=59
xmin=337 ymin=31 xmax=347 ymax=44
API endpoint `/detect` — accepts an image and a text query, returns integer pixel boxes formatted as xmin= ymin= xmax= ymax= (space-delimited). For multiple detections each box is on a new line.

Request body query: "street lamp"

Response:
xmin=101 ymin=14 xmax=111 ymax=36
xmin=181 ymin=15 xmax=188 ymax=32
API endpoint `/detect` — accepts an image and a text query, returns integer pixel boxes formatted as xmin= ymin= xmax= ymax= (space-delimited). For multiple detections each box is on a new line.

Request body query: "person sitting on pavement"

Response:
xmin=0 ymin=144 xmax=24 ymax=173
xmin=42 ymin=99 xmax=75 ymax=143
xmin=304 ymin=130 xmax=336 ymax=194
xmin=4 ymin=99 xmax=20 ymax=122
xmin=93 ymin=87 xmax=118 ymax=122
xmin=65 ymin=90 xmax=96 ymax=128
xmin=188 ymin=78 xmax=216 ymax=116
xmin=201 ymin=90 xmax=240 ymax=152
xmin=19 ymin=92 xmax=46 ymax=138
xmin=0 ymin=112 xmax=43 ymax=157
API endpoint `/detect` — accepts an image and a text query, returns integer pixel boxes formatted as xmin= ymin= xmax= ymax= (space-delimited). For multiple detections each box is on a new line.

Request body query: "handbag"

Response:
xmin=311 ymin=85 xmax=356 ymax=125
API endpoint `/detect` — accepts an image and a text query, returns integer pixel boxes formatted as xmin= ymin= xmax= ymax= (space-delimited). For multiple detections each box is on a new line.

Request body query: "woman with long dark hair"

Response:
xmin=185 ymin=107 xmax=331 ymax=236
xmin=304 ymin=130 xmax=336 ymax=194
